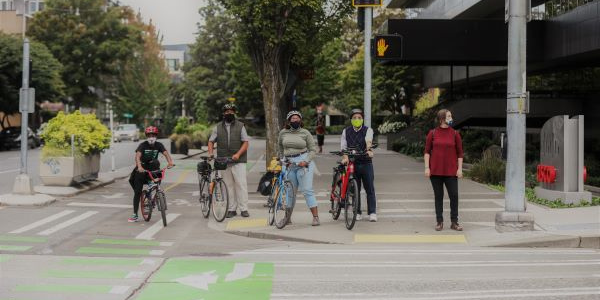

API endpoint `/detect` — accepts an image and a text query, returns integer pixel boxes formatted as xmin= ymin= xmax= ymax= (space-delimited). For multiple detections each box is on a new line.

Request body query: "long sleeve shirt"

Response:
xmin=278 ymin=128 xmax=316 ymax=162
xmin=424 ymin=127 xmax=464 ymax=176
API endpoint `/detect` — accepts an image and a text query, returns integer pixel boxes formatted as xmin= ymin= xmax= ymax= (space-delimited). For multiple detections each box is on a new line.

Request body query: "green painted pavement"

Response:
xmin=0 ymin=254 xmax=11 ymax=263
xmin=0 ymin=235 xmax=47 ymax=243
xmin=135 ymin=259 xmax=273 ymax=300
xmin=92 ymin=238 xmax=161 ymax=246
xmin=14 ymin=284 xmax=112 ymax=293
xmin=62 ymin=257 xmax=144 ymax=266
xmin=0 ymin=245 xmax=32 ymax=251
xmin=45 ymin=269 xmax=129 ymax=279
xmin=77 ymin=247 xmax=153 ymax=255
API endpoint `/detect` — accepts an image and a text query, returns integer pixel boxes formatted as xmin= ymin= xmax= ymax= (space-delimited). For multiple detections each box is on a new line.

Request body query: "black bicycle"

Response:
xmin=197 ymin=156 xmax=230 ymax=222
xmin=140 ymin=166 xmax=174 ymax=227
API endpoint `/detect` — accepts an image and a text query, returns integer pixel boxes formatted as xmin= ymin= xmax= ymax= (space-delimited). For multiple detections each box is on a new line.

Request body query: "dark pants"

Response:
xmin=354 ymin=162 xmax=377 ymax=215
xmin=429 ymin=176 xmax=459 ymax=223
xmin=129 ymin=169 xmax=148 ymax=215
xmin=317 ymin=135 xmax=324 ymax=146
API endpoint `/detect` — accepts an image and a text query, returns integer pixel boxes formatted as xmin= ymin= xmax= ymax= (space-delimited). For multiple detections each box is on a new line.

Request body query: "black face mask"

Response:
xmin=224 ymin=114 xmax=235 ymax=123
xmin=290 ymin=121 xmax=301 ymax=129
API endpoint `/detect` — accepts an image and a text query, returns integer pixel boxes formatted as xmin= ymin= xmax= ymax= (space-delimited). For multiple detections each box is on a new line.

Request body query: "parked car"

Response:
xmin=0 ymin=127 xmax=41 ymax=150
xmin=113 ymin=124 xmax=139 ymax=142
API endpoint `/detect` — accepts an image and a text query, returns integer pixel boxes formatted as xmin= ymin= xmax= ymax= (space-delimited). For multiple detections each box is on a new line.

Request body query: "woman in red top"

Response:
xmin=424 ymin=109 xmax=464 ymax=231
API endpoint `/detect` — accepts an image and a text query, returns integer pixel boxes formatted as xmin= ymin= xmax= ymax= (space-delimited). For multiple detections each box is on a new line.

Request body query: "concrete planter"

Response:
xmin=39 ymin=154 xmax=101 ymax=186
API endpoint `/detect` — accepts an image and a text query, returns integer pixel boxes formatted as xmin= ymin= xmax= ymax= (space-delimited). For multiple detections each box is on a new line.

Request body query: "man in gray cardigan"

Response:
xmin=208 ymin=103 xmax=250 ymax=218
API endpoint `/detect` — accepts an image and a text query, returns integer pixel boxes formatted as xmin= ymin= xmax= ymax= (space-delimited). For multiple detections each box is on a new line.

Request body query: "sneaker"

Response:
xmin=356 ymin=214 xmax=362 ymax=221
xmin=369 ymin=214 xmax=377 ymax=222
xmin=128 ymin=214 xmax=138 ymax=222
xmin=312 ymin=216 xmax=320 ymax=226
xmin=226 ymin=211 xmax=237 ymax=218
xmin=241 ymin=211 xmax=250 ymax=218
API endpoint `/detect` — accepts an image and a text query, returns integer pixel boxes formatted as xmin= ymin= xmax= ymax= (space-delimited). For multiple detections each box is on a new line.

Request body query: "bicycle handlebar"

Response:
xmin=330 ymin=144 xmax=379 ymax=157
xmin=146 ymin=166 xmax=174 ymax=182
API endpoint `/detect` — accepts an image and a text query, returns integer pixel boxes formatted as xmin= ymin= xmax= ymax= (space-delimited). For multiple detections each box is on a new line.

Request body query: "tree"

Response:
xmin=112 ymin=14 xmax=170 ymax=126
xmin=0 ymin=33 xmax=64 ymax=128
xmin=219 ymin=0 xmax=353 ymax=161
xmin=225 ymin=40 xmax=262 ymax=120
xmin=297 ymin=38 xmax=343 ymax=110
xmin=28 ymin=0 xmax=142 ymax=108
xmin=184 ymin=0 xmax=237 ymax=123
xmin=373 ymin=64 xmax=421 ymax=116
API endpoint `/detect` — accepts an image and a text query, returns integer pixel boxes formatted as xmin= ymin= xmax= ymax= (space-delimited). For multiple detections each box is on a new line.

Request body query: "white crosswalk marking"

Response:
xmin=67 ymin=202 xmax=130 ymax=208
xmin=37 ymin=211 xmax=98 ymax=236
xmin=10 ymin=210 xmax=75 ymax=234
xmin=135 ymin=213 xmax=181 ymax=240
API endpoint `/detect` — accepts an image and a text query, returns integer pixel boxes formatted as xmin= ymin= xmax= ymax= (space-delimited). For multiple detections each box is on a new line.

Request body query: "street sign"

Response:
xmin=353 ymin=0 xmax=382 ymax=7
xmin=123 ymin=113 xmax=134 ymax=118
xmin=373 ymin=35 xmax=403 ymax=61
xmin=19 ymin=88 xmax=35 ymax=113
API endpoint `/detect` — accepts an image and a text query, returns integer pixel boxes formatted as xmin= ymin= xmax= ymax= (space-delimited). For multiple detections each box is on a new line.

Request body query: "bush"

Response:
xmin=468 ymin=146 xmax=506 ymax=185
xmin=41 ymin=110 xmax=110 ymax=158
xmin=169 ymin=133 xmax=192 ymax=154
xmin=378 ymin=121 xmax=407 ymax=134
xmin=392 ymin=136 xmax=424 ymax=158
xmin=326 ymin=125 xmax=346 ymax=135
xmin=460 ymin=129 xmax=496 ymax=163
xmin=173 ymin=117 xmax=191 ymax=134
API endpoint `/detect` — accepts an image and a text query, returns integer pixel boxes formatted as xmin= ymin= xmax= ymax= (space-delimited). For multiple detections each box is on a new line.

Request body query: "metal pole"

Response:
xmin=110 ymin=109 xmax=115 ymax=172
xmin=19 ymin=39 xmax=30 ymax=175
xmin=364 ymin=7 xmax=372 ymax=127
xmin=496 ymin=0 xmax=534 ymax=231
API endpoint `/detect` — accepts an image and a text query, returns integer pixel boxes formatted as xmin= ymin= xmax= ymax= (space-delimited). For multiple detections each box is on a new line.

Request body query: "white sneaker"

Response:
xmin=369 ymin=214 xmax=377 ymax=222
xmin=356 ymin=214 xmax=362 ymax=221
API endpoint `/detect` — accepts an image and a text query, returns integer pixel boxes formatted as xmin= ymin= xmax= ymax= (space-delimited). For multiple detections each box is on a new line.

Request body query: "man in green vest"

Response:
xmin=208 ymin=103 xmax=250 ymax=218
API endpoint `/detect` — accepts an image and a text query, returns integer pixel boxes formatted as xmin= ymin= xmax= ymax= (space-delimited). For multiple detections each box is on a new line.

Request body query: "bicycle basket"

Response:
xmin=267 ymin=157 xmax=282 ymax=172
xmin=197 ymin=161 xmax=212 ymax=175
xmin=213 ymin=158 xmax=229 ymax=170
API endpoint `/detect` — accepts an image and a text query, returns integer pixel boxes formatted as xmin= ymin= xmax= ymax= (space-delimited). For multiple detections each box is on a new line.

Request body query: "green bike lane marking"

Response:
xmin=0 ymin=245 xmax=32 ymax=251
xmin=77 ymin=247 xmax=164 ymax=256
xmin=0 ymin=235 xmax=47 ymax=243
xmin=61 ymin=257 xmax=147 ymax=265
xmin=0 ymin=254 xmax=11 ymax=262
xmin=135 ymin=259 xmax=273 ymax=300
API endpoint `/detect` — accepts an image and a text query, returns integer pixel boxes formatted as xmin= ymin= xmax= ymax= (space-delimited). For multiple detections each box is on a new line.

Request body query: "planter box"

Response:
xmin=39 ymin=154 xmax=100 ymax=186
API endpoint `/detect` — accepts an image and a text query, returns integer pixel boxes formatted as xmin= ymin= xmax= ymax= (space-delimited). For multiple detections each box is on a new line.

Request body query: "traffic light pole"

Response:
xmin=13 ymin=38 xmax=34 ymax=195
xmin=496 ymin=0 xmax=534 ymax=231
xmin=364 ymin=7 xmax=372 ymax=128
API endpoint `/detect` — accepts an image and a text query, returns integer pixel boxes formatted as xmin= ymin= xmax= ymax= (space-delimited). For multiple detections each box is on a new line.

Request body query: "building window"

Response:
xmin=166 ymin=59 xmax=180 ymax=72
xmin=38 ymin=1 xmax=44 ymax=11
xmin=29 ymin=1 xmax=37 ymax=13
xmin=1 ymin=0 xmax=14 ymax=10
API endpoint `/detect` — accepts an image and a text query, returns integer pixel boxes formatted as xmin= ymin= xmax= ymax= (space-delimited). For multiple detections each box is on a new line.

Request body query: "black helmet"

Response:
xmin=350 ymin=108 xmax=364 ymax=118
xmin=286 ymin=110 xmax=302 ymax=120
xmin=222 ymin=103 xmax=237 ymax=112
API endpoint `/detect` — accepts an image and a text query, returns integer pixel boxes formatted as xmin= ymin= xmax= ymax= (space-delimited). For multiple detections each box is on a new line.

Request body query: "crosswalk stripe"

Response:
xmin=68 ymin=202 xmax=130 ymax=208
xmin=9 ymin=210 xmax=75 ymax=234
xmin=354 ymin=234 xmax=467 ymax=244
xmin=76 ymin=247 xmax=164 ymax=256
xmin=37 ymin=211 xmax=98 ymax=236
xmin=0 ymin=245 xmax=32 ymax=251
xmin=380 ymin=208 xmax=503 ymax=213
xmin=135 ymin=213 xmax=180 ymax=240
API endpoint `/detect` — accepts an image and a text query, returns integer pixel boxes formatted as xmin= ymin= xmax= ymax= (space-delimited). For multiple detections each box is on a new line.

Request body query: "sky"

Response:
xmin=119 ymin=0 xmax=206 ymax=45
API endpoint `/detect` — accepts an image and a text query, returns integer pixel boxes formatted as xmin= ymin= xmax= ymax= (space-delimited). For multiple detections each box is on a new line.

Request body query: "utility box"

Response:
xmin=535 ymin=115 xmax=591 ymax=204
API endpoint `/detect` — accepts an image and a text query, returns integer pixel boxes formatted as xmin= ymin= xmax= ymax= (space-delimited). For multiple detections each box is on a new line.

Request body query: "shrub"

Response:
xmin=392 ymin=136 xmax=424 ymax=158
xmin=468 ymin=146 xmax=506 ymax=185
xmin=460 ymin=129 xmax=496 ymax=163
xmin=41 ymin=110 xmax=110 ymax=158
xmin=378 ymin=121 xmax=407 ymax=134
xmin=169 ymin=133 xmax=192 ymax=152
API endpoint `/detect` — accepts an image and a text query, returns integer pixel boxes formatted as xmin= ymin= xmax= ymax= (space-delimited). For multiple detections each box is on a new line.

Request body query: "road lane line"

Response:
xmin=76 ymin=247 xmax=164 ymax=256
xmin=276 ymin=262 xmax=600 ymax=268
xmin=109 ymin=286 xmax=130 ymax=294
xmin=0 ymin=168 xmax=19 ymax=174
xmin=37 ymin=211 xmax=98 ymax=236
xmin=354 ymin=234 xmax=467 ymax=244
xmin=164 ymin=170 xmax=192 ymax=192
xmin=135 ymin=213 xmax=180 ymax=240
xmin=9 ymin=210 xmax=75 ymax=234
xmin=68 ymin=202 xmax=130 ymax=208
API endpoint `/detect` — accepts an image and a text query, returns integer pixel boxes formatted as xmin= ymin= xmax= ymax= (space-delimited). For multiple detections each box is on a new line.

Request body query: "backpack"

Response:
xmin=257 ymin=171 xmax=276 ymax=196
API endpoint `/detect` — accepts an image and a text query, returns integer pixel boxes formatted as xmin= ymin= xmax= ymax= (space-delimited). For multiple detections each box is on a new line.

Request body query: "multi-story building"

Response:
xmin=161 ymin=44 xmax=190 ymax=83
xmin=0 ymin=0 xmax=44 ymax=35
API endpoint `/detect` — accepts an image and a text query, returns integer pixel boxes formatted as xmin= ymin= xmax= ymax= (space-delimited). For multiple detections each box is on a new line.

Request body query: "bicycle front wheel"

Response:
xmin=267 ymin=183 xmax=279 ymax=226
xmin=212 ymin=180 xmax=229 ymax=222
xmin=274 ymin=181 xmax=294 ymax=229
xmin=157 ymin=191 xmax=167 ymax=227
xmin=344 ymin=178 xmax=359 ymax=230
xmin=140 ymin=189 xmax=153 ymax=222
xmin=199 ymin=178 xmax=211 ymax=218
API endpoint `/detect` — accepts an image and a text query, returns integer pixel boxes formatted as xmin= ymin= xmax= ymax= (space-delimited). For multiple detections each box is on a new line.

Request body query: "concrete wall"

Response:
xmin=0 ymin=11 xmax=24 ymax=35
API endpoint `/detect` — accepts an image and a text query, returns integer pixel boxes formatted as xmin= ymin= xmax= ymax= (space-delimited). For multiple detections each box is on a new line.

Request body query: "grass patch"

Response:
xmin=487 ymin=184 xmax=600 ymax=208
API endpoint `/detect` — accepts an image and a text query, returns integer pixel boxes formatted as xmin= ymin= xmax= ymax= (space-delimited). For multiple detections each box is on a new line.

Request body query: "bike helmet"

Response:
xmin=286 ymin=110 xmax=302 ymax=120
xmin=350 ymin=108 xmax=364 ymax=118
xmin=144 ymin=126 xmax=159 ymax=135
xmin=222 ymin=103 xmax=237 ymax=112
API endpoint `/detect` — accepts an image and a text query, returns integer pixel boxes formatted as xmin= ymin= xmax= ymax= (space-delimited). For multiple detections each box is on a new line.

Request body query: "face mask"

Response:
xmin=148 ymin=137 xmax=157 ymax=144
xmin=224 ymin=114 xmax=235 ymax=123
xmin=351 ymin=119 xmax=364 ymax=128
xmin=446 ymin=118 xmax=454 ymax=127
xmin=290 ymin=121 xmax=301 ymax=130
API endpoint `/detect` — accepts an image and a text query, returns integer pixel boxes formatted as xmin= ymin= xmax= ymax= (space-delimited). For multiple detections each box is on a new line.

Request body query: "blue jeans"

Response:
xmin=285 ymin=153 xmax=318 ymax=209
xmin=354 ymin=162 xmax=377 ymax=215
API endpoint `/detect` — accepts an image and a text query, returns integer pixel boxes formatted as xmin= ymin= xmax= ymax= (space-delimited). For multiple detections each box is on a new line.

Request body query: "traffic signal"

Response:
xmin=353 ymin=0 xmax=382 ymax=7
xmin=373 ymin=35 xmax=403 ymax=61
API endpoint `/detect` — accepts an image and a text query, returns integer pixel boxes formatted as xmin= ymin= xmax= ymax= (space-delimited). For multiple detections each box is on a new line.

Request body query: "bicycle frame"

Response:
xmin=339 ymin=161 xmax=355 ymax=200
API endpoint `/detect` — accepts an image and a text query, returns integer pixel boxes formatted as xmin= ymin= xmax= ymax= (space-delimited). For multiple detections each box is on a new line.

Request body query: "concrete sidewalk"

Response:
xmin=210 ymin=135 xmax=600 ymax=249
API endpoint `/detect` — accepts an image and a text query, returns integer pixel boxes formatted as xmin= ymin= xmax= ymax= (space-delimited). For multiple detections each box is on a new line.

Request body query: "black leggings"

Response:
xmin=429 ymin=176 xmax=459 ymax=223
xmin=130 ymin=170 xmax=148 ymax=215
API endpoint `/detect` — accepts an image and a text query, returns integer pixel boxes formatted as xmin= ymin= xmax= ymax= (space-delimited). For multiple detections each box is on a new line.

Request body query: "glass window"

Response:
xmin=38 ymin=1 xmax=44 ymax=11
xmin=166 ymin=59 xmax=179 ymax=72
xmin=1 ymin=2 xmax=6 ymax=11
xmin=29 ymin=1 xmax=36 ymax=13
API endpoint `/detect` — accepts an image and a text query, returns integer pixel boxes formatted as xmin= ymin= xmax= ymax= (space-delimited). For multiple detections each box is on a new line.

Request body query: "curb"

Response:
xmin=224 ymin=230 xmax=335 ymax=244
xmin=486 ymin=235 xmax=600 ymax=249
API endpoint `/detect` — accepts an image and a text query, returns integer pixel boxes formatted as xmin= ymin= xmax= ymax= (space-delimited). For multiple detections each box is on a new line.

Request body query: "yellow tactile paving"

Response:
xmin=226 ymin=218 xmax=268 ymax=230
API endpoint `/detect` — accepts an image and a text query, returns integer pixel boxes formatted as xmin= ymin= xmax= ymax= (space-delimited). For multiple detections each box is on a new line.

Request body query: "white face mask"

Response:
xmin=148 ymin=137 xmax=157 ymax=144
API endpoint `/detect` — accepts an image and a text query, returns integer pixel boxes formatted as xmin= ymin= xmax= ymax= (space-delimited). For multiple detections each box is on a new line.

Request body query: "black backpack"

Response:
xmin=257 ymin=172 xmax=275 ymax=196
